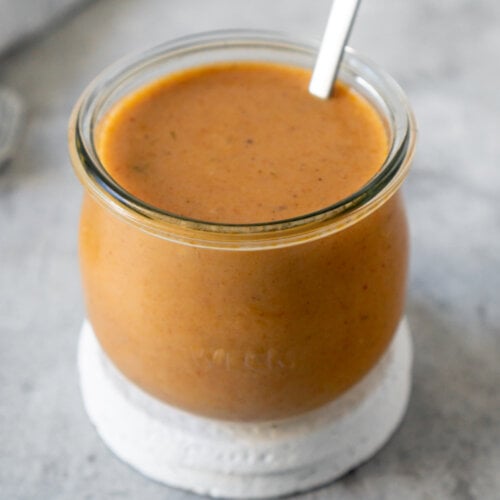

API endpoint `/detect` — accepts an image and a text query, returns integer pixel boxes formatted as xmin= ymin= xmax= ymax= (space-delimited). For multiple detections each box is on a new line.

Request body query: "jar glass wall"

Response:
xmin=69 ymin=30 xmax=416 ymax=422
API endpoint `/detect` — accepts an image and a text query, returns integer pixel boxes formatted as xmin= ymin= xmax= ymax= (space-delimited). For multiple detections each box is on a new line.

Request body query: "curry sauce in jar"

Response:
xmin=69 ymin=31 xmax=416 ymax=421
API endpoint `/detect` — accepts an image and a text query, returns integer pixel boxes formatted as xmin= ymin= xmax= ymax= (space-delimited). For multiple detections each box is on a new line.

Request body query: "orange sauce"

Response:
xmin=97 ymin=63 xmax=387 ymax=223
xmin=79 ymin=62 xmax=408 ymax=421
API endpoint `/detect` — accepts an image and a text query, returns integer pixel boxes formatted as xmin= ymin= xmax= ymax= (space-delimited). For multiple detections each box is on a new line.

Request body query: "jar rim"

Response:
xmin=69 ymin=29 xmax=416 ymax=250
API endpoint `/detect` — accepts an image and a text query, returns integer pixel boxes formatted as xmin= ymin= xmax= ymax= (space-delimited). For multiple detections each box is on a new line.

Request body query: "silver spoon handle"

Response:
xmin=309 ymin=0 xmax=361 ymax=99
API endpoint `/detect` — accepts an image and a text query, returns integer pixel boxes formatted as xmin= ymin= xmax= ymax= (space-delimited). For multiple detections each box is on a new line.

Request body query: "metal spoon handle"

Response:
xmin=309 ymin=0 xmax=361 ymax=99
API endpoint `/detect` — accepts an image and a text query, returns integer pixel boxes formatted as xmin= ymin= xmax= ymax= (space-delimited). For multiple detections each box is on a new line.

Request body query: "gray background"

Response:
xmin=1 ymin=0 xmax=499 ymax=499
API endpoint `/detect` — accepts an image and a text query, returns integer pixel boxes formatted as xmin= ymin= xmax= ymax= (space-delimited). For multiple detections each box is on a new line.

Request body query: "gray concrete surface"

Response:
xmin=1 ymin=0 xmax=499 ymax=499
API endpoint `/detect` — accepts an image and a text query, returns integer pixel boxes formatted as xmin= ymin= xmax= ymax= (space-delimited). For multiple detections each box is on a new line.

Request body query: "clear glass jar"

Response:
xmin=69 ymin=30 xmax=416 ymax=422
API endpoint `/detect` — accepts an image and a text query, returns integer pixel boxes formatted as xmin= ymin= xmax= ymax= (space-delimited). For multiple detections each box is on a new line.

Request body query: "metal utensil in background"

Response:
xmin=0 ymin=86 xmax=24 ymax=171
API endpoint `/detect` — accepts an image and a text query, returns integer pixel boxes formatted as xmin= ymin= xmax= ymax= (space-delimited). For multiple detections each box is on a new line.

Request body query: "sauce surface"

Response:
xmin=98 ymin=63 xmax=387 ymax=223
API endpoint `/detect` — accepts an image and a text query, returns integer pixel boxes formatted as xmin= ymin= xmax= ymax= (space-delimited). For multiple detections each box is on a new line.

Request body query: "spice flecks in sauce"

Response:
xmin=97 ymin=62 xmax=387 ymax=223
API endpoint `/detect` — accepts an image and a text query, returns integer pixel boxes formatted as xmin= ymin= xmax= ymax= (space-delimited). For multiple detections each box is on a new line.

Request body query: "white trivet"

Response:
xmin=78 ymin=319 xmax=412 ymax=498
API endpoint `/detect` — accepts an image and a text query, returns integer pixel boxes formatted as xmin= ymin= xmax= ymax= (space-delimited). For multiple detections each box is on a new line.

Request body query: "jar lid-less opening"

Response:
xmin=69 ymin=30 xmax=416 ymax=250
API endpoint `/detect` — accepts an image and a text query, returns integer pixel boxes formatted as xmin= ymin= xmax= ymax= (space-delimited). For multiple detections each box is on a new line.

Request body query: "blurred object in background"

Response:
xmin=0 ymin=0 xmax=94 ymax=171
xmin=0 ymin=0 xmax=94 ymax=56
xmin=0 ymin=87 xmax=23 ymax=172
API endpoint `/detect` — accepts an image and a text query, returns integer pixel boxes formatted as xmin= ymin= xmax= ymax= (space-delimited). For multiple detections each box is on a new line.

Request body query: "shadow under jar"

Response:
xmin=69 ymin=30 xmax=416 ymax=422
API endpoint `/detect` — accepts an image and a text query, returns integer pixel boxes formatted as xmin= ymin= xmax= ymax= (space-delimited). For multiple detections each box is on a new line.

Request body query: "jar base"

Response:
xmin=78 ymin=319 xmax=413 ymax=499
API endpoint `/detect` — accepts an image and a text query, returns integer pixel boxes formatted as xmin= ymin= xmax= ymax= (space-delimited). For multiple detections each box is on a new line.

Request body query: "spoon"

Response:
xmin=309 ymin=0 xmax=361 ymax=99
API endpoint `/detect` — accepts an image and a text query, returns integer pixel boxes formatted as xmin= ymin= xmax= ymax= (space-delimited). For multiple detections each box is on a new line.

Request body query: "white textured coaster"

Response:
xmin=78 ymin=320 xmax=412 ymax=499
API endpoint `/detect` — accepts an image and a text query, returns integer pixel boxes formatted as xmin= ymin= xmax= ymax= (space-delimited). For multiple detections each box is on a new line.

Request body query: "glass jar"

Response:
xmin=69 ymin=30 xmax=416 ymax=422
